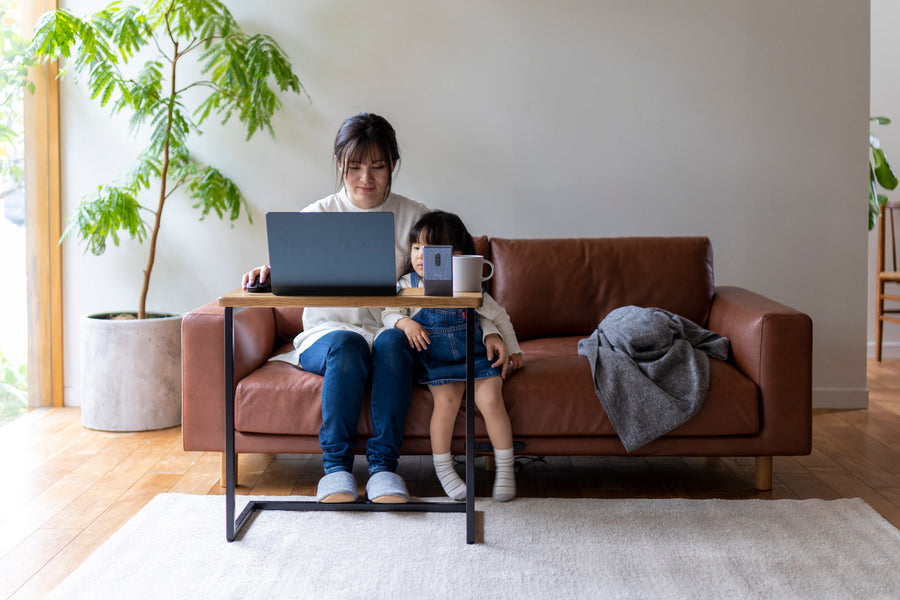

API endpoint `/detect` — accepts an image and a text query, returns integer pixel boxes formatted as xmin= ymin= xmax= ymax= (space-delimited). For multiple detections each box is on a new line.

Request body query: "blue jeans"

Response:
xmin=299 ymin=329 xmax=414 ymax=475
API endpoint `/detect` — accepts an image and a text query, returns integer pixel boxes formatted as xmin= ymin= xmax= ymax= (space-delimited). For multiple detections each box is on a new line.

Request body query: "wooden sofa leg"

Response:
xmin=754 ymin=456 xmax=773 ymax=491
xmin=220 ymin=453 xmax=238 ymax=488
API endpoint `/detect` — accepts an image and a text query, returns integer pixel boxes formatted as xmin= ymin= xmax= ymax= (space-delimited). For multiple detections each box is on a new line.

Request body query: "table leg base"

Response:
xmin=227 ymin=500 xmax=469 ymax=542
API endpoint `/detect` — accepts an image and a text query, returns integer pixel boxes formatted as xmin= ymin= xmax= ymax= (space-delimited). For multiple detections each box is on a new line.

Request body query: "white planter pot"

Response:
xmin=80 ymin=312 xmax=182 ymax=432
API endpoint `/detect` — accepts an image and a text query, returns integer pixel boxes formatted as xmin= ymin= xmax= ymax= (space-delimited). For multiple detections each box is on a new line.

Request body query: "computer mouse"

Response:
xmin=246 ymin=277 xmax=271 ymax=293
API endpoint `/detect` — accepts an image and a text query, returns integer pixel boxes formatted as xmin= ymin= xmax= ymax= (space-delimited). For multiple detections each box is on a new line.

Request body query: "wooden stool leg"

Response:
xmin=221 ymin=453 xmax=238 ymax=488
xmin=877 ymin=279 xmax=885 ymax=362
xmin=754 ymin=456 xmax=773 ymax=491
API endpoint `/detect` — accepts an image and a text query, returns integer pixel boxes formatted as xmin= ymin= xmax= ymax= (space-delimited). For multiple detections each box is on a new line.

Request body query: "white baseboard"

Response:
xmin=867 ymin=341 xmax=900 ymax=360
xmin=812 ymin=388 xmax=869 ymax=409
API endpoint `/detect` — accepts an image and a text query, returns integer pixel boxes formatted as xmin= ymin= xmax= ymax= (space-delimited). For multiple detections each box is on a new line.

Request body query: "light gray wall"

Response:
xmin=60 ymin=0 xmax=870 ymax=408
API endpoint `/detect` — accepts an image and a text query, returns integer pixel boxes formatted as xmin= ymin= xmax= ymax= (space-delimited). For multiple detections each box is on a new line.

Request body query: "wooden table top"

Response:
xmin=218 ymin=286 xmax=483 ymax=309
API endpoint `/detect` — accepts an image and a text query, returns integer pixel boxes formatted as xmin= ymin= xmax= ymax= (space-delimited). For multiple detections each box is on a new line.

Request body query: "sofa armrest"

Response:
xmin=182 ymin=301 xmax=278 ymax=452
xmin=708 ymin=286 xmax=812 ymax=455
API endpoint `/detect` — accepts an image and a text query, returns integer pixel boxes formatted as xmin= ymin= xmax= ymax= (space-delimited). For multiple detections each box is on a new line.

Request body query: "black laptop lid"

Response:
xmin=265 ymin=212 xmax=397 ymax=296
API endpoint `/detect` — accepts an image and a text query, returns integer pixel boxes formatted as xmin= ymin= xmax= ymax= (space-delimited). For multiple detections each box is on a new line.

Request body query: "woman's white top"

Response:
xmin=271 ymin=189 xmax=429 ymax=365
xmin=381 ymin=273 xmax=523 ymax=355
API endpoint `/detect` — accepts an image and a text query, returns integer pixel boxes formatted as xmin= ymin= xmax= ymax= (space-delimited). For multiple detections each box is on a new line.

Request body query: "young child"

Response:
xmin=381 ymin=210 xmax=523 ymax=501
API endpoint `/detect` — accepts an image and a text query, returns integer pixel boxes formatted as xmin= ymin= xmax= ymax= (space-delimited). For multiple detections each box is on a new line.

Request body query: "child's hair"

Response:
xmin=408 ymin=210 xmax=477 ymax=255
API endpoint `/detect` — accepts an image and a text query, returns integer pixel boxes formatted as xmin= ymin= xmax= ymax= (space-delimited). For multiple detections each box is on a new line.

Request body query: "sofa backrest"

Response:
xmin=274 ymin=307 xmax=304 ymax=344
xmin=489 ymin=237 xmax=714 ymax=341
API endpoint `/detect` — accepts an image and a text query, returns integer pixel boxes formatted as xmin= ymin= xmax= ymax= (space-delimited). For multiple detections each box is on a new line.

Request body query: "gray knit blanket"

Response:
xmin=577 ymin=305 xmax=730 ymax=452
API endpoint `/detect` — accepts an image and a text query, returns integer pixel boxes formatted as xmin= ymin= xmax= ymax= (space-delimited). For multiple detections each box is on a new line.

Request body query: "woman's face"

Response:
xmin=339 ymin=151 xmax=393 ymax=210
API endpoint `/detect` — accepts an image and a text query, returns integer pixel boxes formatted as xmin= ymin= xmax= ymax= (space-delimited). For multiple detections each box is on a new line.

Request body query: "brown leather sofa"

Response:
xmin=182 ymin=237 xmax=813 ymax=490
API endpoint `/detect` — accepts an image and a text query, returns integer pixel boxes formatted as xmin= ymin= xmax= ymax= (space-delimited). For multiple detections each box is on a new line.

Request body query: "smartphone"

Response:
xmin=423 ymin=245 xmax=453 ymax=296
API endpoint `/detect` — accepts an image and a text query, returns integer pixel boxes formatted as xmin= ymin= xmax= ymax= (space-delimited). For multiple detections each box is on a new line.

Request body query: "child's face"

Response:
xmin=411 ymin=234 xmax=462 ymax=279
xmin=411 ymin=236 xmax=426 ymax=278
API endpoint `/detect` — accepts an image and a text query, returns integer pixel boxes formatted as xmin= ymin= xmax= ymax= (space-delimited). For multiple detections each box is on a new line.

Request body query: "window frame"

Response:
xmin=23 ymin=0 xmax=63 ymax=408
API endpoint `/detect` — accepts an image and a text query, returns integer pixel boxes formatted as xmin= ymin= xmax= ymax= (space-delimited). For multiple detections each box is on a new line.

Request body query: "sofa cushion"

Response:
xmin=235 ymin=336 xmax=759 ymax=442
xmin=504 ymin=337 xmax=758 ymax=438
xmin=234 ymin=345 xmax=440 ymax=438
xmin=489 ymin=237 xmax=714 ymax=341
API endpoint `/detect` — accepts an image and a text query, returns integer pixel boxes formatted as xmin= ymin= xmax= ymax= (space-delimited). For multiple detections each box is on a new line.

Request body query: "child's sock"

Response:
xmin=433 ymin=452 xmax=466 ymax=500
xmin=492 ymin=447 xmax=516 ymax=502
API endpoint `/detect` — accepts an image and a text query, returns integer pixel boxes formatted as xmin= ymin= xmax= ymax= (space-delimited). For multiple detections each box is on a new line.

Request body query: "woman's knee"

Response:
xmin=324 ymin=331 xmax=371 ymax=375
xmin=373 ymin=328 xmax=414 ymax=362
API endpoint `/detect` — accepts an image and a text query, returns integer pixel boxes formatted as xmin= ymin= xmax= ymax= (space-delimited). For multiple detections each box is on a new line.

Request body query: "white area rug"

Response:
xmin=48 ymin=494 xmax=900 ymax=600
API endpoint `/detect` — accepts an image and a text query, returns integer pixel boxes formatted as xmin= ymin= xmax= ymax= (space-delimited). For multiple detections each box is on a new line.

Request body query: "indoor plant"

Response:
xmin=869 ymin=116 xmax=897 ymax=230
xmin=26 ymin=0 xmax=306 ymax=430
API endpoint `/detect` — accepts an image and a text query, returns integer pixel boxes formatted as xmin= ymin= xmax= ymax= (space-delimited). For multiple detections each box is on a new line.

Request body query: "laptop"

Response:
xmin=265 ymin=211 xmax=398 ymax=296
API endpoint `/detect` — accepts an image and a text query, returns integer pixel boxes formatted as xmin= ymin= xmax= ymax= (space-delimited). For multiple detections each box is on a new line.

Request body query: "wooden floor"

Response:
xmin=3 ymin=361 xmax=900 ymax=599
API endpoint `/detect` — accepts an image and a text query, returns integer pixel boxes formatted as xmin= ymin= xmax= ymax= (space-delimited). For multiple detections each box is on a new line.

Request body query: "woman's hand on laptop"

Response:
xmin=242 ymin=265 xmax=270 ymax=290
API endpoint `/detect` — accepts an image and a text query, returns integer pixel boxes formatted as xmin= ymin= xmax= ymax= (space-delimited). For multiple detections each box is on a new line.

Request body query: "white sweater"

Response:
xmin=381 ymin=273 xmax=523 ymax=355
xmin=272 ymin=189 xmax=429 ymax=365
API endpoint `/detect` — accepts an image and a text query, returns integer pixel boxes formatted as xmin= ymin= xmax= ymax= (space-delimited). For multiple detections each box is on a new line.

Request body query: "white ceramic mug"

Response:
xmin=452 ymin=255 xmax=494 ymax=293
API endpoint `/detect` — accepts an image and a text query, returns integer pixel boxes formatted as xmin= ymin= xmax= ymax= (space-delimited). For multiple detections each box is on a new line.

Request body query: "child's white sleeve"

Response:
xmin=381 ymin=307 xmax=409 ymax=330
xmin=381 ymin=274 xmax=414 ymax=329
xmin=477 ymin=294 xmax=523 ymax=355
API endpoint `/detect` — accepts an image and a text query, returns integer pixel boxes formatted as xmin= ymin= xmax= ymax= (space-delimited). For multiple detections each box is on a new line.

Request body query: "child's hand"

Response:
xmin=509 ymin=352 xmax=524 ymax=372
xmin=396 ymin=318 xmax=430 ymax=351
xmin=484 ymin=334 xmax=511 ymax=378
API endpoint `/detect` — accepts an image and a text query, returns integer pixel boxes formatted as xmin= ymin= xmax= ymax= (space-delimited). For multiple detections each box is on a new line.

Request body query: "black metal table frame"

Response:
xmin=223 ymin=306 xmax=477 ymax=544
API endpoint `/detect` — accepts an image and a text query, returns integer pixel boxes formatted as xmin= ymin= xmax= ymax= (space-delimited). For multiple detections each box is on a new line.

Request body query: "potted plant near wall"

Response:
xmin=27 ymin=0 xmax=306 ymax=430
xmin=869 ymin=116 xmax=897 ymax=230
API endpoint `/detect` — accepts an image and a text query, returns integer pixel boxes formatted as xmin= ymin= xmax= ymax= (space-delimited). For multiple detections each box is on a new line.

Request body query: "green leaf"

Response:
xmin=145 ymin=97 xmax=195 ymax=156
xmin=871 ymin=116 xmax=892 ymax=126
xmin=872 ymin=147 xmax=899 ymax=191
xmin=27 ymin=8 xmax=136 ymax=114
xmin=123 ymin=60 xmax=164 ymax=129
xmin=123 ymin=150 xmax=162 ymax=190
xmin=108 ymin=5 xmax=150 ymax=60
xmin=196 ymin=32 xmax=306 ymax=139
xmin=61 ymin=185 xmax=148 ymax=255
xmin=870 ymin=165 xmax=884 ymax=231
xmin=26 ymin=9 xmax=83 ymax=62
xmin=186 ymin=166 xmax=252 ymax=224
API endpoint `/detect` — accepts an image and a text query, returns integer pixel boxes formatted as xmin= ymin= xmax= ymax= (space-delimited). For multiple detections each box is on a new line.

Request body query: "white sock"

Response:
xmin=492 ymin=447 xmax=516 ymax=502
xmin=433 ymin=452 xmax=466 ymax=501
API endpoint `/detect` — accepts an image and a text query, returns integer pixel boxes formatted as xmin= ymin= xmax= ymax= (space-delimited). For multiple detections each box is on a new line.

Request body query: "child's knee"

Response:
xmin=474 ymin=388 xmax=505 ymax=412
xmin=434 ymin=396 xmax=460 ymax=411
xmin=430 ymin=384 xmax=464 ymax=408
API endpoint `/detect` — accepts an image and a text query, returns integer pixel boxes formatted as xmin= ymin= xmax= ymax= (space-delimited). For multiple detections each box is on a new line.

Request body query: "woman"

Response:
xmin=242 ymin=113 xmax=429 ymax=503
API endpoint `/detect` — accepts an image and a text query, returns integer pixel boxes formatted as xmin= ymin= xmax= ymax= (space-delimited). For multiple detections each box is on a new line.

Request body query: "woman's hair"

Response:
xmin=408 ymin=210 xmax=477 ymax=255
xmin=333 ymin=112 xmax=400 ymax=196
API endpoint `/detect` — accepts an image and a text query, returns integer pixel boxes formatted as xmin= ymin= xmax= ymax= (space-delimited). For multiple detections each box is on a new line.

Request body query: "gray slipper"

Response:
xmin=316 ymin=471 xmax=358 ymax=503
xmin=366 ymin=471 xmax=409 ymax=504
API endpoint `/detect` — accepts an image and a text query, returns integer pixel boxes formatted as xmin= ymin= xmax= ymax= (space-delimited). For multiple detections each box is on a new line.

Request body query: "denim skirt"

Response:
xmin=412 ymin=307 xmax=500 ymax=386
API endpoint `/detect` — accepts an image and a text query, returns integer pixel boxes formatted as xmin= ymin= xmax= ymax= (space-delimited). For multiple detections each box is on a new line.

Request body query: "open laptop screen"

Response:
xmin=265 ymin=212 xmax=397 ymax=296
